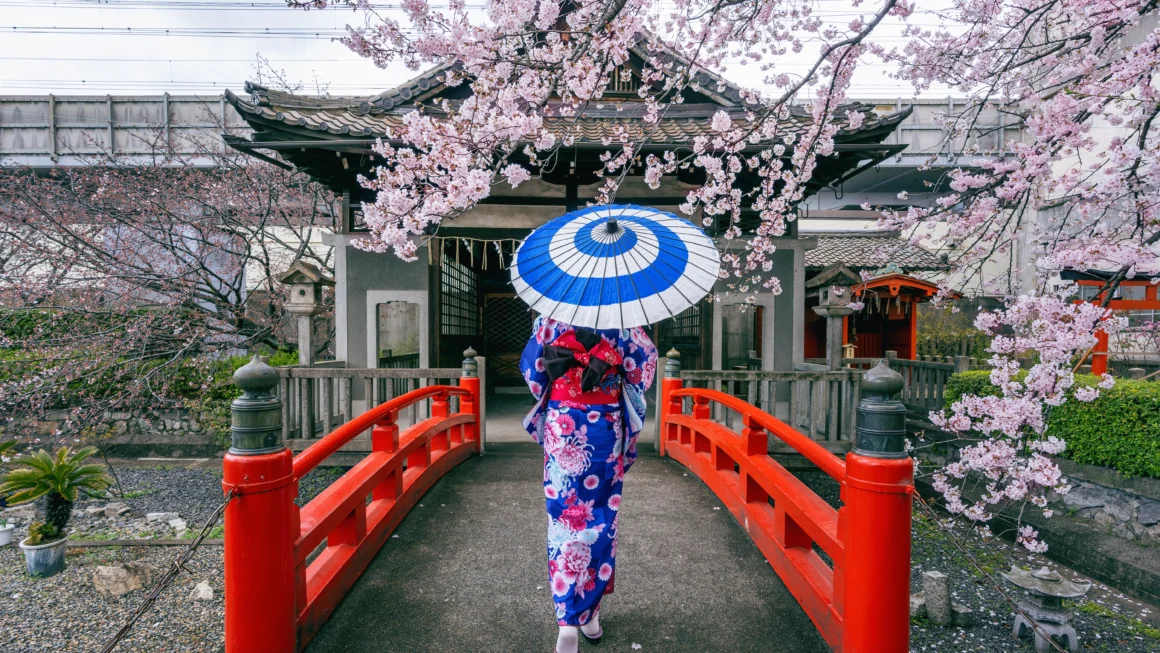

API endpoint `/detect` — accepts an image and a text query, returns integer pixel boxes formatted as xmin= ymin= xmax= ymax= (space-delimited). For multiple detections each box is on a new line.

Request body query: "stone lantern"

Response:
xmin=276 ymin=260 xmax=335 ymax=367
xmin=805 ymin=264 xmax=862 ymax=371
xmin=1002 ymin=565 xmax=1091 ymax=653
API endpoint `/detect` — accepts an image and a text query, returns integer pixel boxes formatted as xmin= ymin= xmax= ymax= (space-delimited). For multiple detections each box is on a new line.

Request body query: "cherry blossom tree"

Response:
xmin=0 ymin=117 xmax=338 ymax=446
xmin=884 ymin=1 xmax=1160 ymax=548
xmin=298 ymin=0 xmax=1159 ymax=548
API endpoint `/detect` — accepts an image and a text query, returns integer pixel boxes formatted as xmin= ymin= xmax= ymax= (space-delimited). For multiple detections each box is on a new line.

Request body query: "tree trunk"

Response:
xmin=45 ymin=493 xmax=73 ymax=532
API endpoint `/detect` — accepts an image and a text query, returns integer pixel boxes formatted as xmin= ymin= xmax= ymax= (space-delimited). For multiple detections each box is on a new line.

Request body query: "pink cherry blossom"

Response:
xmin=290 ymin=0 xmax=1160 ymax=554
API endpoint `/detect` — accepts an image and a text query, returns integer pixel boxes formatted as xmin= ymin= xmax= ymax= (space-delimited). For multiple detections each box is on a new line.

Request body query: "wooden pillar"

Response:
xmin=565 ymin=180 xmax=578 ymax=213
xmin=908 ymin=299 xmax=918 ymax=360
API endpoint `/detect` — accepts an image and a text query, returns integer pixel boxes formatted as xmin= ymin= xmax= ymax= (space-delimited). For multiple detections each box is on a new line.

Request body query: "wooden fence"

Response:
xmin=276 ymin=357 xmax=486 ymax=451
xmin=663 ymin=367 xmax=861 ymax=450
xmin=804 ymin=351 xmax=974 ymax=414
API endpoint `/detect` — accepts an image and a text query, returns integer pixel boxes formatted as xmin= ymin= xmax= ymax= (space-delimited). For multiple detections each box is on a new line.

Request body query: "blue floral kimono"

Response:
xmin=519 ymin=317 xmax=658 ymax=626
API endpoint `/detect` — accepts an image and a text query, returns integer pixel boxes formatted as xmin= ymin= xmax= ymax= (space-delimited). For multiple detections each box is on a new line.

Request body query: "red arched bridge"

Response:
xmin=221 ymin=351 xmax=913 ymax=652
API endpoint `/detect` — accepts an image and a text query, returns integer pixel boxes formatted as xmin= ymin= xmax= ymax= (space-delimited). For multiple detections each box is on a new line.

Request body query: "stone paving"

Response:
xmin=304 ymin=442 xmax=830 ymax=653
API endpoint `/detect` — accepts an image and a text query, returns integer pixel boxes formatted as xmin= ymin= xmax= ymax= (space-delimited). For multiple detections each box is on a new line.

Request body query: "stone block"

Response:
xmin=1062 ymin=485 xmax=1108 ymax=510
xmin=92 ymin=563 xmax=156 ymax=598
xmin=192 ymin=580 xmax=214 ymax=601
xmin=1113 ymin=522 xmax=1136 ymax=541
xmin=951 ymin=603 xmax=974 ymax=628
xmin=103 ymin=503 xmax=129 ymax=518
xmin=84 ymin=506 xmax=106 ymax=517
xmin=1138 ymin=500 xmax=1160 ymax=527
xmin=1094 ymin=511 xmax=1116 ymax=528
xmin=910 ymin=592 xmax=926 ymax=618
xmin=168 ymin=518 xmax=187 ymax=534
xmin=1103 ymin=496 xmax=1135 ymax=522
xmin=1143 ymin=524 xmax=1160 ymax=545
xmin=1075 ymin=507 xmax=1102 ymax=520
xmin=145 ymin=512 xmax=179 ymax=523
xmin=923 ymin=571 xmax=952 ymax=625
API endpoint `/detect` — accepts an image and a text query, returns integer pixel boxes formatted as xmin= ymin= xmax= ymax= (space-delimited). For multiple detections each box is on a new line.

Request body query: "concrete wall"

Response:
xmin=710 ymin=238 xmax=814 ymax=373
xmin=328 ymin=233 xmax=431 ymax=370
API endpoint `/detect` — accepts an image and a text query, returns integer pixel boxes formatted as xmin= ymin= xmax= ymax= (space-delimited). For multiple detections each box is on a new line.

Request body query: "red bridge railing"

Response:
xmin=659 ymin=354 xmax=913 ymax=653
xmin=221 ymin=353 xmax=482 ymax=653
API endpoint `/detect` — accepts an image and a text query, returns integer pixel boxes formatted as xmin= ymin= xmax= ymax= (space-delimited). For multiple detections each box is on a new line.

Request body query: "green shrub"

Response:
xmin=943 ymin=370 xmax=1002 ymax=406
xmin=942 ymin=371 xmax=1160 ymax=478
xmin=1049 ymin=377 xmax=1160 ymax=478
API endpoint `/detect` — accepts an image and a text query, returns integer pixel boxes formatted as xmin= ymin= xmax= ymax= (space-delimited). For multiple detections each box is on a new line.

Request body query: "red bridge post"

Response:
xmin=842 ymin=360 xmax=913 ymax=652
xmin=222 ymin=356 xmax=297 ymax=653
xmin=460 ymin=347 xmax=482 ymax=452
xmin=658 ymin=349 xmax=683 ymax=456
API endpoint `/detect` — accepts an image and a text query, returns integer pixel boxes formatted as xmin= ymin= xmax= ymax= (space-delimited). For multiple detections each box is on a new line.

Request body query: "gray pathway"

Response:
xmin=305 ymin=442 xmax=830 ymax=653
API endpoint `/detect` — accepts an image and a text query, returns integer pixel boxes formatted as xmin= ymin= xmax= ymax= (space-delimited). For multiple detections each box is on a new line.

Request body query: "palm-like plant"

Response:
xmin=0 ymin=446 xmax=113 ymax=536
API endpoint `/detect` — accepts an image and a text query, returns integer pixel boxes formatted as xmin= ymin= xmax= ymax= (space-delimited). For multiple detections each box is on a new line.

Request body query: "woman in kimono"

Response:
xmin=519 ymin=316 xmax=659 ymax=653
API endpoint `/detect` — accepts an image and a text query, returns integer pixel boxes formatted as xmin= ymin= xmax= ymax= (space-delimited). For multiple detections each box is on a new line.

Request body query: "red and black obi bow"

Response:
xmin=544 ymin=329 xmax=621 ymax=393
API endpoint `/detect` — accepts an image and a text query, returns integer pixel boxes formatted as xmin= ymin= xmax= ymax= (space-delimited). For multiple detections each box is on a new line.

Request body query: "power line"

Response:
xmin=0 ymin=0 xmax=487 ymax=8
xmin=0 ymin=80 xmax=393 ymax=89
xmin=5 ymin=26 xmax=354 ymax=37
xmin=0 ymin=56 xmax=373 ymax=62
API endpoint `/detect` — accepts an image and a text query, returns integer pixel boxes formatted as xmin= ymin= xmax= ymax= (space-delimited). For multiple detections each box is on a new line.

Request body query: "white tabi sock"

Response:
xmin=556 ymin=626 xmax=579 ymax=653
xmin=580 ymin=612 xmax=601 ymax=638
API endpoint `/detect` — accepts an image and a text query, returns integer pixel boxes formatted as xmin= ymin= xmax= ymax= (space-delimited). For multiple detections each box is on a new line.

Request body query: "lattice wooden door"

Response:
xmin=483 ymin=294 xmax=536 ymax=387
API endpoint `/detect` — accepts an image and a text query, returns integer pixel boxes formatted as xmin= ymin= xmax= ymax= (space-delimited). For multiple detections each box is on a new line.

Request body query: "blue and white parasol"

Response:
xmin=511 ymin=204 xmax=721 ymax=329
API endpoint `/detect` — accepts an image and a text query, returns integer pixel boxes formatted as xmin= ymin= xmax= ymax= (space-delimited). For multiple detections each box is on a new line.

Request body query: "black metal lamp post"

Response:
xmin=854 ymin=359 xmax=908 ymax=458
xmin=230 ymin=355 xmax=284 ymax=455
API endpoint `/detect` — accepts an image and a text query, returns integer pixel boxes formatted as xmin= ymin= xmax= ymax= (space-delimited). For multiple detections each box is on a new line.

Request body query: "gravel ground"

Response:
xmin=0 ymin=545 xmax=225 ymax=653
xmin=5 ymin=464 xmax=347 ymax=542
xmin=0 ymin=463 xmax=348 ymax=653
xmin=797 ymin=470 xmax=1160 ymax=653
xmin=103 ymin=464 xmax=346 ymax=523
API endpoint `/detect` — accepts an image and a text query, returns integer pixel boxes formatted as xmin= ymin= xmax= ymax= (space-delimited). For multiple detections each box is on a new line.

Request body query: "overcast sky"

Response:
xmin=1 ymin=0 xmax=945 ymax=99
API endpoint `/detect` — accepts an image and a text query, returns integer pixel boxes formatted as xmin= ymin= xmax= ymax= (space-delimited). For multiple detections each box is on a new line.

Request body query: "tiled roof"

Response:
xmin=226 ymin=82 xmax=907 ymax=147
xmin=224 ymin=30 xmax=910 ymax=147
xmin=355 ymin=34 xmax=750 ymax=112
xmin=806 ymin=235 xmax=947 ymax=271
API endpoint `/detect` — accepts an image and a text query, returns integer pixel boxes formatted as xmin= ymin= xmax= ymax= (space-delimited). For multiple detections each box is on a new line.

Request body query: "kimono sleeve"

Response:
xmin=619 ymin=326 xmax=659 ymax=392
xmin=519 ymin=316 xmax=550 ymax=400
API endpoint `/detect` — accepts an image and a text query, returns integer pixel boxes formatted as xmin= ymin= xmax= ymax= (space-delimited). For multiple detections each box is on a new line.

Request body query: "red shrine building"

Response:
xmin=802 ymin=235 xmax=953 ymax=361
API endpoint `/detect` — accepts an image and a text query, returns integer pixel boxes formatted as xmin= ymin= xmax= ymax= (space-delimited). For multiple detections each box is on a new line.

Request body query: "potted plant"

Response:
xmin=0 ymin=516 xmax=12 ymax=546
xmin=0 ymin=446 xmax=112 ymax=577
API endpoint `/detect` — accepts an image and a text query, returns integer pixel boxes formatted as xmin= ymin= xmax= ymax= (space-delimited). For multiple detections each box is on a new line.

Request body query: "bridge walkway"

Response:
xmin=304 ymin=442 xmax=830 ymax=653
